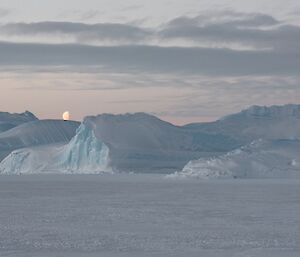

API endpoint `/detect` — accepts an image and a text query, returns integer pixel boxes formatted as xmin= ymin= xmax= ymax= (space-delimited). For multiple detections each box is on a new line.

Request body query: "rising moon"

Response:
xmin=62 ymin=111 xmax=70 ymax=121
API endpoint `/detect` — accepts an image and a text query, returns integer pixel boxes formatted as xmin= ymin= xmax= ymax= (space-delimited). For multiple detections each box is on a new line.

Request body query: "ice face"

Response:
xmin=55 ymin=122 xmax=111 ymax=173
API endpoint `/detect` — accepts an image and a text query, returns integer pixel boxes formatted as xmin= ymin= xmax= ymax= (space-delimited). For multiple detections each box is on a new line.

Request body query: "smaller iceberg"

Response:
xmin=172 ymin=139 xmax=300 ymax=179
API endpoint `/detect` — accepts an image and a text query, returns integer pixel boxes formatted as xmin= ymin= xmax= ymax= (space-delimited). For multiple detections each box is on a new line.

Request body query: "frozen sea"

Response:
xmin=0 ymin=174 xmax=300 ymax=257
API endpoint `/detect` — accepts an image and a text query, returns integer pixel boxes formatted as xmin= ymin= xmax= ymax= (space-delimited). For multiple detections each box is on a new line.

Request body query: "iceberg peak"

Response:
xmin=55 ymin=122 xmax=111 ymax=173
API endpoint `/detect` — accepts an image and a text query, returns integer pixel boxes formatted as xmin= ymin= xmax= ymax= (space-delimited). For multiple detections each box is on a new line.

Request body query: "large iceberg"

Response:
xmin=0 ymin=122 xmax=111 ymax=174
xmin=3 ymin=105 xmax=300 ymax=175
xmin=0 ymin=113 xmax=239 ymax=174
xmin=80 ymin=113 xmax=240 ymax=173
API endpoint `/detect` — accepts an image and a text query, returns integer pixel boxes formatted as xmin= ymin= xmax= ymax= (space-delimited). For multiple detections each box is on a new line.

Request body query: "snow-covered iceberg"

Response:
xmin=0 ymin=122 xmax=111 ymax=174
xmin=0 ymin=119 xmax=79 ymax=161
xmin=173 ymin=139 xmax=300 ymax=179
xmin=80 ymin=113 xmax=240 ymax=173
xmin=0 ymin=144 xmax=62 ymax=174
xmin=0 ymin=113 xmax=239 ymax=174
xmin=3 ymin=105 xmax=300 ymax=175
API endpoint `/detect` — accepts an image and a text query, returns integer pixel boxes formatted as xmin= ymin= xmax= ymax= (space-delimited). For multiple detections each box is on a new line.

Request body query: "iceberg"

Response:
xmin=53 ymin=122 xmax=111 ymax=173
xmin=3 ymin=104 xmax=300 ymax=175
xmin=0 ymin=113 xmax=239 ymax=174
xmin=0 ymin=122 xmax=111 ymax=174
xmin=0 ymin=119 xmax=80 ymax=161
xmin=174 ymin=139 xmax=300 ymax=179
xmin=0 ymin=110 xmax=37 ymax=132
xmin=184 ymin=104 xmax=300 ymax=143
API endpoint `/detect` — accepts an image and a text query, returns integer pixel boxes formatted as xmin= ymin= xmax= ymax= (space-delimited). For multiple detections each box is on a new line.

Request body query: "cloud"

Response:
xmin=121 ymin=4 xmax=143 ymax=12
xmin=56 ymin=10 xmax=105 ymax=22
xmin=0 ymin=11 xmax=299 ymax=53
xmin=0 ymin=41 xmax=299 ymax=77
xmin=0 ymin=8 xmax=10 ymax=18
xmin=79 ymin=10 xmax=101 ymax=21
xmin=0 ymin=11 xmax=299 ymax=84
xmin=1 ymin=9 xmax=299 ymax=123
xmin=152 ymin=75 xmax=300 ymax=121
xmin=166 ymin=11 xmax=280 ymax=28
xmin=0 ymin=21 xmax=152 ymax=44
xmin=160 ymin=11 xmax=300 ymax=52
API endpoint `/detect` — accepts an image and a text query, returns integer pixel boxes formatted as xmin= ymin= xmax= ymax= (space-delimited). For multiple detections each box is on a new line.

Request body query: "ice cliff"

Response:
xmin=53 ymin=122 xmax=111 ymax=173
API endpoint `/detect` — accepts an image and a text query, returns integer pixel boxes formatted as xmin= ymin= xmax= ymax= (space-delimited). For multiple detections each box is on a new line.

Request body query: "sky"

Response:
xmin=0 ymin=0 xmax=300 ymax=124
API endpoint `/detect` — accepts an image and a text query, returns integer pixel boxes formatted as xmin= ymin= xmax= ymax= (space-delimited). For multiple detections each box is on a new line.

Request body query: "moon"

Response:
xmin=62 ymin=111 xmax=70 ymax=121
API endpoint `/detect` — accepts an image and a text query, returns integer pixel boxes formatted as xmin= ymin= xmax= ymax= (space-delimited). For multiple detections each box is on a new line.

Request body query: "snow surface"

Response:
xmin=174 ymin=139 xmax=300 ymax=179
xmin=0 ymin=174 xmax=300 ymax=257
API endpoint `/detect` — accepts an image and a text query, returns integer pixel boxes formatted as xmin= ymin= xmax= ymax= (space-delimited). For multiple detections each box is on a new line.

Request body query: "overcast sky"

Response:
xmin=0 ymin=0 xmax=300 ymax=124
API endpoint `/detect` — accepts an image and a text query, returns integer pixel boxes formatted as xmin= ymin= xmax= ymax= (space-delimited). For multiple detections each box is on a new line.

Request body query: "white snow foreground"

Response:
xmin=172 ymin=139 xmax=300 ymax=179
xmin=0 ymin=122 xmax=112 ymax=174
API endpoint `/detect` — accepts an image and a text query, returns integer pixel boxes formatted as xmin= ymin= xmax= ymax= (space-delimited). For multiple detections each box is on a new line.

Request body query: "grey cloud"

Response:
xmin=56 ymin=10 xmax=104 ymax=21
xmin=79 ymin=10 xmax=101 ymax=21
xmin=167 ymin=12 xmax=280 ymax=28
xmin=121 ymin=4 xmax=143 ymax=12
xmin=0 ymin=41 xmax=299 ymax=76
xmin=0 ymin=21 xmax=151 ymax=42
xmin=0 ymin=9 xmax=10 ymax=18
xmin=0 ymin=11 xmax=299 ymax=53
xmin=161 ymin=12 xmax=300 ymax=52
xmin=161 ymin=23 xmax=300 ymax=52
xmin=0 ymin=11 xmax=299 ymax=76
